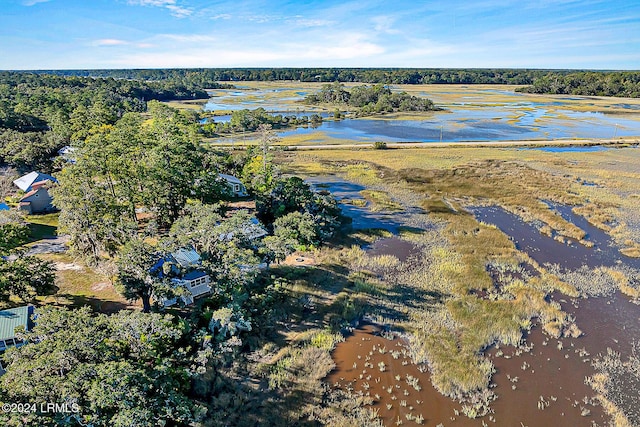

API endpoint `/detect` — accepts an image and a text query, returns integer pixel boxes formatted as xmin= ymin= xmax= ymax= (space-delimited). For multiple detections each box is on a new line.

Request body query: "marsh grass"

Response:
xmin=360 ymin=190 xmax=403 ymax=212
xmin=586 ymin=345 xmax=640 ymax=427
xmin=269 ymin=145 xmax=640 ymax=422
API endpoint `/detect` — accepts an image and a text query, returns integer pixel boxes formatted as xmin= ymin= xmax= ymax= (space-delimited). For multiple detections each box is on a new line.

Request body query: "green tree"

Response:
xmin=53 ymin=103 xmax=216 ymax=259
xmin=0 ymin=306 xmax=210 ymax=427
xmin=273 ymin=211 xmax=319 ymax=249
xmin=52 ymin=161 xmax=135 ymax=261
xmin=241 ymin=124 xmax=279 ymax=194
xmin=115 ymin=238 xmax=172 ymax=312
xmin=0 ymin=253 xmax=56 ymax=303
xmin=0 ymin=211 xmax=30 ymax=255
xmin=140 ymin=102 xmax=204 ymax=226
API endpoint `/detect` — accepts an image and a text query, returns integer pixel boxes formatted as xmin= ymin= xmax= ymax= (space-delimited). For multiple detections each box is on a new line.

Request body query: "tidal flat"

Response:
xmin=189 ymin=82 xmax=640 ymax=426
xmin=196 ymin=82 xmax=640 ymax=145
xmin=263 ymin=144 xmax=640 ymax=426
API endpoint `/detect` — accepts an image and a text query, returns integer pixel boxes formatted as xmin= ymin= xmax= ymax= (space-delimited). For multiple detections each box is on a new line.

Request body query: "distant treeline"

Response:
xmin=0 ymin=71 xmax=213 ymax=171
xmin=30 ymin=68 xmax=640 ymax=97
xmin=33 ymin=68 xmax=562 ymax=85
xmin=516 ymin=71 xmax=640 ymax=97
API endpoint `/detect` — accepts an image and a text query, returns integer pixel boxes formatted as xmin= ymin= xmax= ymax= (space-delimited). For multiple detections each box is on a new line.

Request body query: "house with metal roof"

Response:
xmin=13 ymin=172 xmax=58 ymax=214
xmin=18 ymin=181 xmax=56 ymax=214
xmin=13 ymin=171 xmax=57 ymax=192
xmin=0 ymin=306 xmax=34 ymax=352
xmin=151 ymin=248 xmax=212 ymax=307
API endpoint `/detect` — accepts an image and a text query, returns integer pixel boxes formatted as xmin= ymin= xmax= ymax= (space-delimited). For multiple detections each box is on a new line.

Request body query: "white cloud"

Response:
xmin=159 ymin=33 xmax=218 ymax=43
xmin=371 ymin=16 xmax=400 ymax=34
xmin=165 ymin=5 xmax=192 ymax=18
xmin=104 ymin=30 xmax=387 ymax=68
xmin=91 ymin=39 xmax=156 ymax=49
xmin=92 ymin=38 xmax=129 ymax=46
xmin=127 ymin=0 xmax=193 ymax=18
xmin=211 ymin=14 xmax=232 ymax=20
xmin=291 ymin=18 xmax=335 ymax=28
xmin=128 ymin=0 xmax=175 ymax=6
xmin=22 ymin=0 xmax=51 ymax=5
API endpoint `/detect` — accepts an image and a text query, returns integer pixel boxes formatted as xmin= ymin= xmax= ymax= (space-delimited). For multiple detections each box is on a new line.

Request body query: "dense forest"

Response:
xmin=516 ymin=71 xmax=640 ymax=97
xmin=0 ymin=71 xmax=223 ymax=171
xmin=28 ymin=68 xmax=640 ymax=97
xmin=33 ymin=67 xmax=557 ymax=85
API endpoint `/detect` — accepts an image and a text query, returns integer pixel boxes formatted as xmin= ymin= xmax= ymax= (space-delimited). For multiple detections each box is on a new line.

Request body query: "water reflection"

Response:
xmin=203 ymin=87 xmax=640 ymax=143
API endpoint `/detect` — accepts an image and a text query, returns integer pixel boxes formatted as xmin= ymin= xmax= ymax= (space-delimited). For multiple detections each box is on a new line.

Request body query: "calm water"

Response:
xmin=305 ymin=176 xmax=402 ymax=232
xmin=204 ymin=87 xmax=640 ymax=143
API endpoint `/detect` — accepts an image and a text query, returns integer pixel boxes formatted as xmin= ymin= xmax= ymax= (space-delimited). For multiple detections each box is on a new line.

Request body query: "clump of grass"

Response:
xmin=307 ymin=329 xmax=345 ymax=351
xmin=360 ymin=190 xmax=403 ymax=212
xmin=345 ymin=164 xmax=380 ymax=185
xmin=586 ymin=345 xmax=639 ymax=427
xmin=347 ymin=198 xmax=368 ymax=207
xmin=421 ymin=197 xmax=454 ymax=214
xmin=620 ymin=247 xmax=640 ymax=258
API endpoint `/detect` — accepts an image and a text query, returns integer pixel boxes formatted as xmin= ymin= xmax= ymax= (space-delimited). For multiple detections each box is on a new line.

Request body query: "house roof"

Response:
xmin=218 ymin=173 xmax=243 ymax=186
xmin=0 ymin=306 xmax=32 ymax=341
xmin=13 ymin=172 xmax=57 ymax=192
xmin=171 ymin=248 xmax=201 ymax=268
xmin=0 ymin=203 xmax=8 ymax=211
xmin=182 ymin=270 xmax=208 ymax=281
xmin=150 ymin=247 xmax=202 ymax=278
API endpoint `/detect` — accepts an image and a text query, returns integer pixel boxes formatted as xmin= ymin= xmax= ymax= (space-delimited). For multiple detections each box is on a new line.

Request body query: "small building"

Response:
xmin=151 ymin=248 xmax=212 ymax=307
xmin=219 ymin=174 xmax=248 ymax=197
xmin=0 ymin=306 xmax=34 ymax=352
xmin=18 ymin=181 xmax=56 ymax=214
xmin=13 ymin=171 xmax=57 ymax=215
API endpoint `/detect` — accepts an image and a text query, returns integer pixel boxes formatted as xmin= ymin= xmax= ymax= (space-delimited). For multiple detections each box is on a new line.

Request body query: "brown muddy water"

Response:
xmin=328 ymin=203 xmax=639 ymax=426
xmin=366 ymin=237 xmax=420 ymax=263
xmin=471 ymin=204 xmax=640 ymax=425
xmin=328 ymin=325 xmax=472 ymax=426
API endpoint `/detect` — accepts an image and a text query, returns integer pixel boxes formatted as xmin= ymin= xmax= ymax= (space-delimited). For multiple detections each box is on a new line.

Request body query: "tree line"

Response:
xmin=202 ymin=108 xmax=323 ymax=137
xmin=34 ymin=67 xmax=565 ymax=85
xmin=516 ymin=71 xmax=640 ymax=97
xmin=35 ymin=68 xmax=640 ymax=98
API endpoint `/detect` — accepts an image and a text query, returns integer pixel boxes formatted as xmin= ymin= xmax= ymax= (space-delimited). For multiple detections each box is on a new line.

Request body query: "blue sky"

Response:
xmin=1 ymin=0 xmax=639 ymax=69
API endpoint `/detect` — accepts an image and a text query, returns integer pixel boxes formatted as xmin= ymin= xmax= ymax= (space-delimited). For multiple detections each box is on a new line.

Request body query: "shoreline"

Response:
xmin=208 ymin=136 xmax=640 ymax=150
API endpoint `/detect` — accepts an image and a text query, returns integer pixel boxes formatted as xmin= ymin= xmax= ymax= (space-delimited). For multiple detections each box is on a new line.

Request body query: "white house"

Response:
xmin=13 ymin=172 xmax=57 ymax=214
xmin=152 ymin=248 xmax=212 ymax=308
xmin=163 ymin=270 xmax=212 ymax=307
xmin=218 ymin=217 xmax=268 ymax=242
xmin=218 ymin=174 xmax=248 ymax=197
